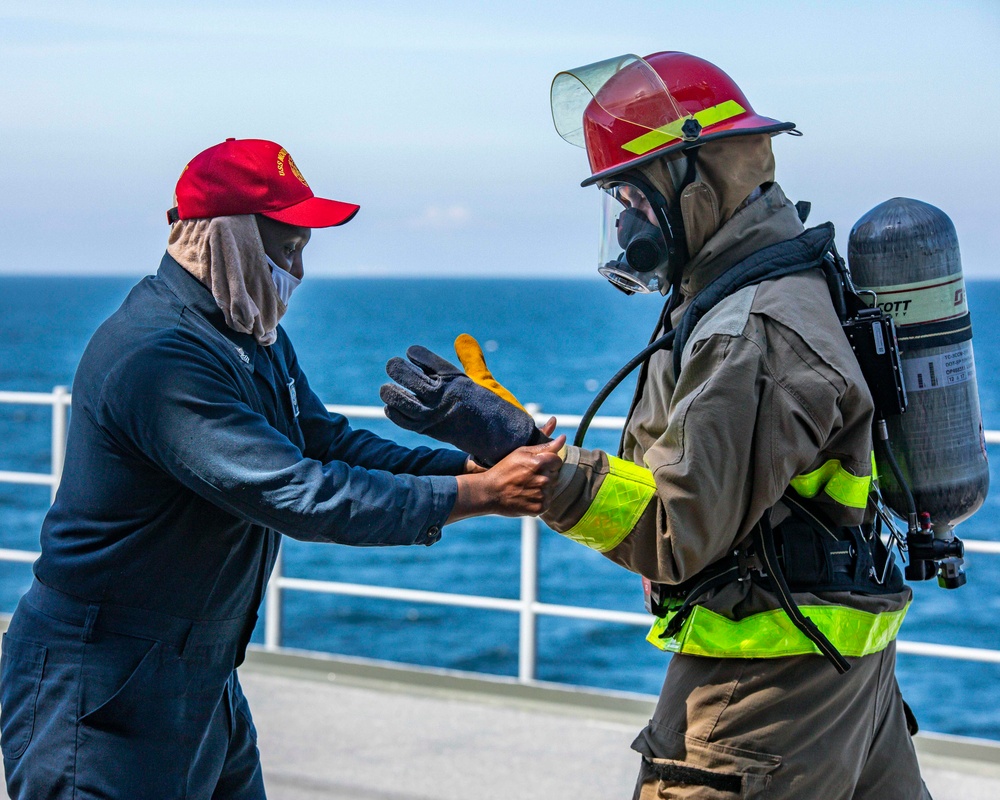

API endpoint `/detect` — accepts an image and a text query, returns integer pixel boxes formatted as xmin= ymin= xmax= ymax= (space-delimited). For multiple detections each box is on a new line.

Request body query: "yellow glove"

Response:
xmin=453 ymin=333 xmax=526 ymax=412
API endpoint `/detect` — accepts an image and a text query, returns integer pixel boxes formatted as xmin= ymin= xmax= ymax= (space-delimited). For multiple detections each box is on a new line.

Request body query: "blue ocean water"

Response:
xmin=1 ymin=274 xmax=999 ymax=740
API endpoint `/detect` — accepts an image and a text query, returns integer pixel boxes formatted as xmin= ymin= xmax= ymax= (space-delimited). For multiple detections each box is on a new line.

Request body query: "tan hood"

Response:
xmin=167 ymin=215 xmax=285 ymax=346
xmin=638 ymin=133 xmax=776 ymax=263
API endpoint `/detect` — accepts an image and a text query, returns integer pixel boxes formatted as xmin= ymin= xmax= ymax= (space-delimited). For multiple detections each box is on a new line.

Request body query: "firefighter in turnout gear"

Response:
xmin=382 ymin=51 xmax=931 ymax=798
xmin=544 ymin=51 xmax=930 ymax=799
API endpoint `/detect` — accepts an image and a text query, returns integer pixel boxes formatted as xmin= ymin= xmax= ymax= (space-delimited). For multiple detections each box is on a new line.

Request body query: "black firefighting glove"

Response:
xmin=380 ymin=342 xmax=546 ymax=468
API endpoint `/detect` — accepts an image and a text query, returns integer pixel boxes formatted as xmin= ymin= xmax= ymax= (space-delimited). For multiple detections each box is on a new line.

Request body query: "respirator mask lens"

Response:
xmin=598 ymin=183 xmax=670 ymax=294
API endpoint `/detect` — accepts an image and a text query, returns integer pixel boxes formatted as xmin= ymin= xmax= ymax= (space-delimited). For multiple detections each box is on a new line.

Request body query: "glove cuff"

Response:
xmin=471 ymin=426 xmax=548 ymax=470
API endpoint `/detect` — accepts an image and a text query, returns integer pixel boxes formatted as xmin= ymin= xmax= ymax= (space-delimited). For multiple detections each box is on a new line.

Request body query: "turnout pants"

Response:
xmin=632 ymin=643 xmax=931 ymax=799
xmin=0 ymin=581 xmax=266 ymax=799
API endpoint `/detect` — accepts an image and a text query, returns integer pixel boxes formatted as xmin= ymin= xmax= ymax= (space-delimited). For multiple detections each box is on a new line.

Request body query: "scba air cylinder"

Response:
xmin=848 ymin=197 xmax=988 ymax=536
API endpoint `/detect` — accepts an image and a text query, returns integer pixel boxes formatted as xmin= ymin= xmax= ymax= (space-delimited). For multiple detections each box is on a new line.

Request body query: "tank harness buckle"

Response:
xmin=736 ymin=539 xmax=765 ymax=581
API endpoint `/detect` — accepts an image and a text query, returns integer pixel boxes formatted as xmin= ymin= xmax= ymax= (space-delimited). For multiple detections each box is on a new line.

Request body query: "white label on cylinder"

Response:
xmin=872 ymin=322 xmax=885 ymax=354
xmin=902 ymin=347 xmax=975 ymax=393
xmin=860 ymin=275 xmax=968 ymax=325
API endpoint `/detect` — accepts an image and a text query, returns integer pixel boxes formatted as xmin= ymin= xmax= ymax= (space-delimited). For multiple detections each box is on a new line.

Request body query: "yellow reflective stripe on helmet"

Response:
xmin=789 ymin=459 xmax=871 ymax=509
xmin=562 ymin=457 xmax=656 ymax=553
xmin=621 ymin=100 xmax=747 ymax=156
xmin=646 ymin=602 xmax=909 ymax=658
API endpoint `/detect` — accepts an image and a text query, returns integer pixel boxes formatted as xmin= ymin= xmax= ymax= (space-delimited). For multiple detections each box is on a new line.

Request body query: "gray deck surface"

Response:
xmin=2 ymin=646 xmax=998 ymax=798
xmin=241 ymin=649 xmax=1000 ymax=800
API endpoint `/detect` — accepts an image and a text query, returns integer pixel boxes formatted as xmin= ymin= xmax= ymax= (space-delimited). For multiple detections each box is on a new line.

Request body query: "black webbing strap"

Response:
xmin=646 ymin=760 xmax=742 ymax=794
xmin=754 ymin=511 xmax=851 ymax=674
xmin=671 ymin=223 xmax=836 ymax=379
xmin=660 ymin=565 xmax=740 ymax=639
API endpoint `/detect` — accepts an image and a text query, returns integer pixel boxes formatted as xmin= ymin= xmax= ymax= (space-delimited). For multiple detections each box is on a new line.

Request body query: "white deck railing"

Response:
xmin=2 ymin=387 xmax=1000 ymax=682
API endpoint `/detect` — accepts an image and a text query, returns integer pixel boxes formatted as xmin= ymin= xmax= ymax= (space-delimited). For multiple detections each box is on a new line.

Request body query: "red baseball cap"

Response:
xmin=167 ymin=138 xmax=359 ymax=228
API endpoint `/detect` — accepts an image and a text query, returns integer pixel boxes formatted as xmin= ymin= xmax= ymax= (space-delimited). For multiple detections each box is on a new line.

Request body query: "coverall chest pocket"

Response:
xmin=0 ymin=635 xmax=47 ymax=760
xmin=260 ymin=347 xmax=304 ymax=451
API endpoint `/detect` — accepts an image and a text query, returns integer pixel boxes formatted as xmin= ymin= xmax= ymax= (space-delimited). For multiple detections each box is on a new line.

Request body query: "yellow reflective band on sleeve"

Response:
xmin=646 ymin=602 xmax=909 ymax=659
xmin=562 ymin=457 xmax=656 ymax=553
xmin=789 ymin=459 xmax=871 ymax=509
xmin=621 ymin=100 xmax=747 ymax=155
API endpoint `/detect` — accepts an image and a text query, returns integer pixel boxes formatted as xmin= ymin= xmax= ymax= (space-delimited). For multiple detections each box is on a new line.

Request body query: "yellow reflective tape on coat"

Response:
xmin=562 ymin=457 xmax=656 ymax=553
xmin=789 ymin=459 xmax=871 ymax=509
xmin=646 ymin=602 xmax=909 ymax=658
xmin=621 ymin=100 xmax=747 ymax=155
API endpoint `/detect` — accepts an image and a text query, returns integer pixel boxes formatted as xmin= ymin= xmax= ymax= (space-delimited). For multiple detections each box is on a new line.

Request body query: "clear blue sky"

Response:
xmin=2 ymin=0 xmax=998 ymax=277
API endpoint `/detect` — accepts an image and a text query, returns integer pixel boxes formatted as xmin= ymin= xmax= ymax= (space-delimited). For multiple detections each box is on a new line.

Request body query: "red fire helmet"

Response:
xmin=551 ymin=52 xmax=797 ymax=186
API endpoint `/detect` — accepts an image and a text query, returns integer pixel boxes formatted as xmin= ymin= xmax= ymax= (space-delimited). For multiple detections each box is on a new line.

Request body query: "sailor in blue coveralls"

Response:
xmin=0 ymin=138 xmax=564 ymax=799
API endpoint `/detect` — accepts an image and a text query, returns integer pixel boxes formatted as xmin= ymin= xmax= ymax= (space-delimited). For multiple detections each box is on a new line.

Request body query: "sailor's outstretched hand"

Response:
xmin=380 ymin=335 xmax=549 ymax=467
xmin=465 ymin=417 xmax=556 ymax=473
xmin=448 ymin=436 xmax=566 ymax=522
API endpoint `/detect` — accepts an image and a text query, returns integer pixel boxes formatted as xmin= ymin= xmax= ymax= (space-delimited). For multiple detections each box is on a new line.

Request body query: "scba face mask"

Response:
xmin=598 ymin=182 xmax=672 ymax=295
xmin=266 ymin=254 xmax=301 ymax=306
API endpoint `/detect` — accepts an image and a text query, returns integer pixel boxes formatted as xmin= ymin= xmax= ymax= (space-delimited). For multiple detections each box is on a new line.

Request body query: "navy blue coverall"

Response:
xmin=0 ymin=254 xmax=467 ymax=799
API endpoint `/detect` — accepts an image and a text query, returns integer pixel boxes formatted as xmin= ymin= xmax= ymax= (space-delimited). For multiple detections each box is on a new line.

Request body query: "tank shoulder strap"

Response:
xmin=573 ymin=223 xmax=841 ymax=448
xmin=670 ymin=223 xmax=837 ymax=379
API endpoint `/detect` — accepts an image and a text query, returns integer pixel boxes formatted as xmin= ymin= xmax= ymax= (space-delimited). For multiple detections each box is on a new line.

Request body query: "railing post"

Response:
xmin=50 ymin=385 xmax=69 ymax=504
xmin=518 ymin=402 xmax=542 ymax=683
xmin=264 ymin=541 xmax=284 ymax=651
xmin=518 ymin=515 xmax=539 ymax=682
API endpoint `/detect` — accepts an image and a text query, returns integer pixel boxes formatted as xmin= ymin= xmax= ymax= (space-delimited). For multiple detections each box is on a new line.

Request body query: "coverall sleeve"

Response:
xmin=284 ymin=339 xmax=469 ymax=477
xmin=541 ymin=327 xmax=845 ymax=584
xmin=98 ymin=337 xmax=456 ymax=546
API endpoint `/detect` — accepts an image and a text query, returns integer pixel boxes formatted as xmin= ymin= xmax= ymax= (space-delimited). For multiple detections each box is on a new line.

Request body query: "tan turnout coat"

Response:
xmin=542 ymin=183 xmax=910 ymax=623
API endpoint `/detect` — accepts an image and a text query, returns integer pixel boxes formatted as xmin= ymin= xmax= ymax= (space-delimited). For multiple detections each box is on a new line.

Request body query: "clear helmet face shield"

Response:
xmin=598 ymin=183 xmax=671 ymax=295
xmin=551 ymin=54 xmax=690 ymax=150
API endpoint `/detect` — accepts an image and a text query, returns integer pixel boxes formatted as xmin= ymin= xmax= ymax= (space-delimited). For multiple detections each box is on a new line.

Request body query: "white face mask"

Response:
xmin=265 ymin=254 xmax=301 ymax=306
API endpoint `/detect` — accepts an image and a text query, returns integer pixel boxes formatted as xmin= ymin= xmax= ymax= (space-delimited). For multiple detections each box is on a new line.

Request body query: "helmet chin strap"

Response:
xmin=620 ymin=147 xmax=701 ymax=305
xmin=663 ymin=147 xmax=700 ymax=304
